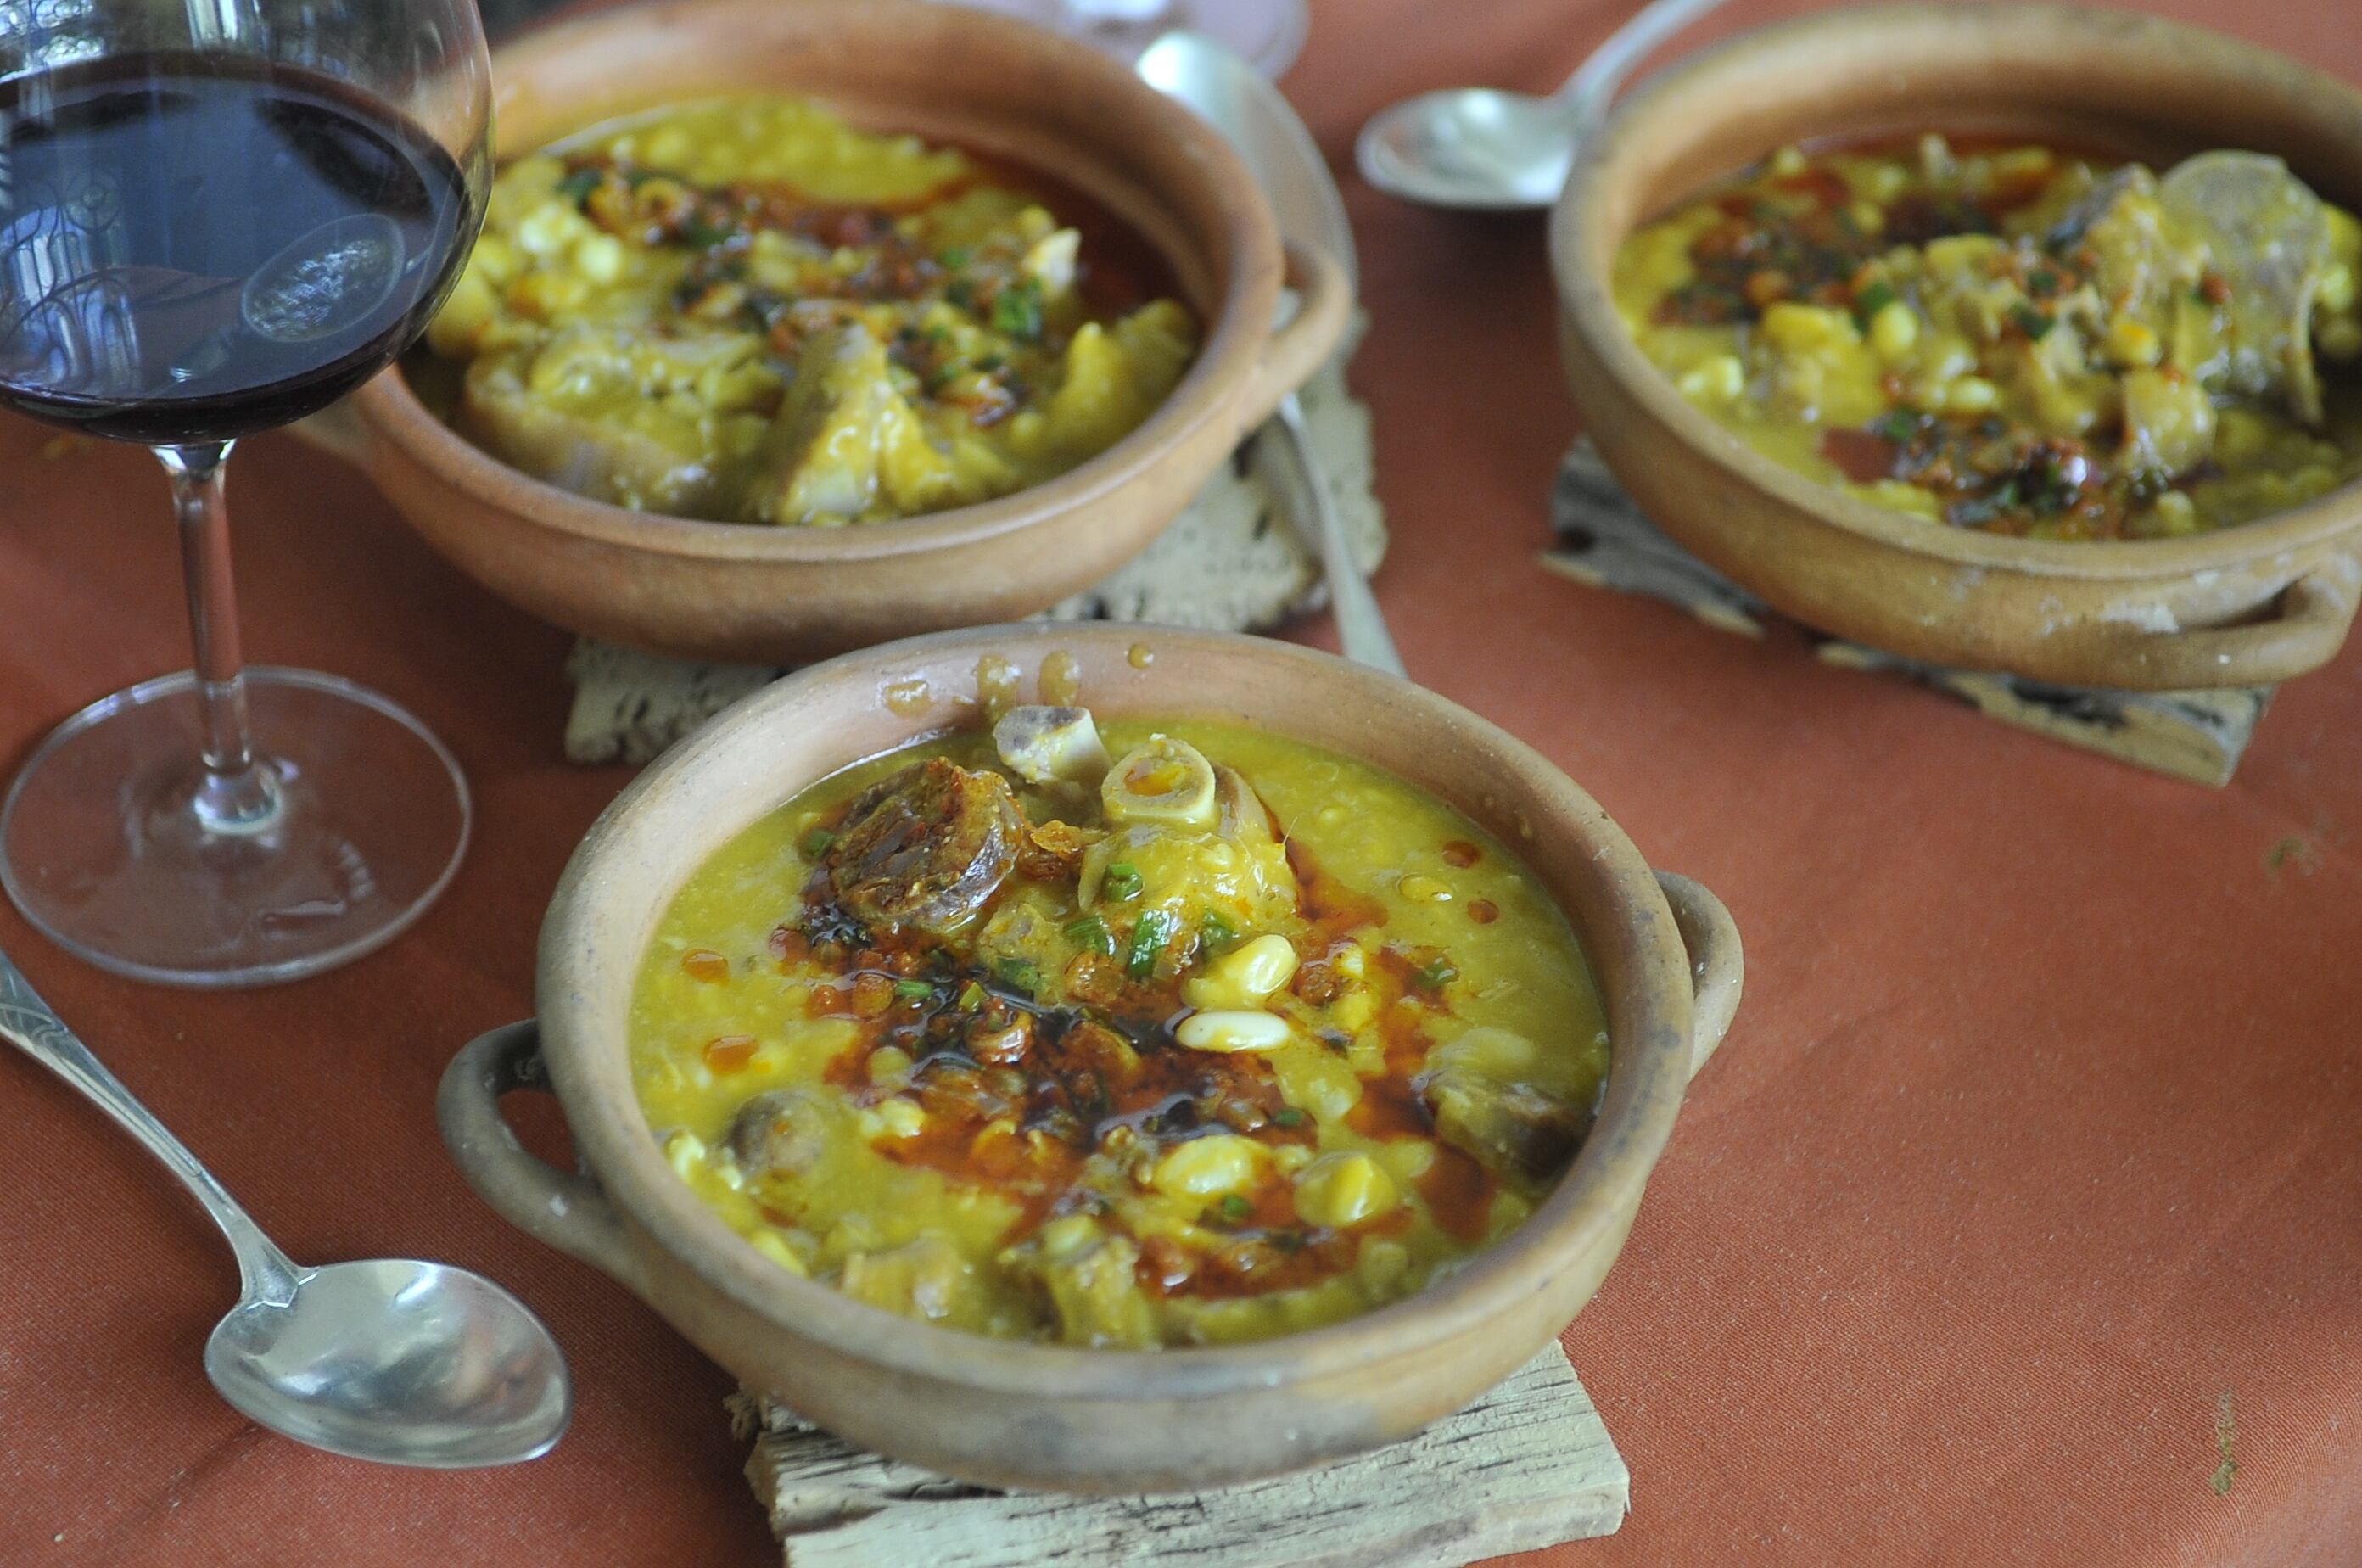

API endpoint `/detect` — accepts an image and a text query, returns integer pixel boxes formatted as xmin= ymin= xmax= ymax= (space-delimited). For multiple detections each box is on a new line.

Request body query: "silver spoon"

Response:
xmin=0 ymin=948 xmax=571 ymax=1467
xmin=1139 ymin=31 xmax=1406 ymax=677
xmin=1357 ymin=0 xmax=1728 ymax=211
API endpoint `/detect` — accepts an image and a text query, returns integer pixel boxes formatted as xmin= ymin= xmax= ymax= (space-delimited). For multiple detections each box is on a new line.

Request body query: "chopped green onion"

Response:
xmin=1064 ymin=914 xmax=1116 ymax=956
xmin=1412 ymin=957 xmax=1459 ymax=993
xmin=956 ymin=980 xmax=988 ymax=1011
xmin=679 ymin=216 xmax=735 ymax=250
xmin=1852 ymin=278 xmax=1897 ymax=325
xmin=892 ymin=978 xmax=933 ymax=1001
xmin=799 ymin=826 xmax=837 ymax=858
xmin=1101 ymin=863 xmax=1144 ymax=902
xmin=937 ymin=245 xmax=971 ymax=269
xmin=1199 ymin=910 xmax=1239 ymax=951
xmin=2010 ymin=303 xmax=2053 ymax=342
xmin=1124 ymin=909 xmax=1177 ymax=979
xmin=2027 ymin=268 xmax=2060 ymax=298
xmin=1871 ymin=409 xmax=1920 ymax=445
xmin=555 ymin=166 xmax=602 ymax=204
xmin=991 ymin=278 xmax=1044 ymax=342
xmin=1218 ymin=1194 xmax=1252 ymax=1223
xmin=1271 ymin=1106 xmax=1307 ymax=1128
xmin=994 ymin=958 xmax=1041 ymax=995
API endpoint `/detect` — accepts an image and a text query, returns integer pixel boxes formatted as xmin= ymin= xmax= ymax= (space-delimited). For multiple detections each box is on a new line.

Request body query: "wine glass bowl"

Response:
xmin=0 ymin=0 xmax=492 ymax=983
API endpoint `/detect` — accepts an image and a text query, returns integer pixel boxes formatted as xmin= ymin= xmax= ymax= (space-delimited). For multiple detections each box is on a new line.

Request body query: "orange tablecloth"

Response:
xmin=5 ymin=1 xmax=2361 ymax=1561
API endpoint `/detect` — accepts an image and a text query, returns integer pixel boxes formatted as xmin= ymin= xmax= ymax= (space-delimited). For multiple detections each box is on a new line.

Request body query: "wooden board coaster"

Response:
xmin=725 ymin=1345 xmax=1626 ymax=1566
xmin=1543 ymin=441 xmax=2273 ymax=787
xmin=563 ymin=319 xmax=1386 ymax=766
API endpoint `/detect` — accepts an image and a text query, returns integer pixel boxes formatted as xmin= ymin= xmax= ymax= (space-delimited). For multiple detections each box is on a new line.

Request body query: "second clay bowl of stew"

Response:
xmin=437 ymin=624 xmax=1743 ymax=1492
xmin=1553 ymin=4 xmax=2362 ymax=689
xmin=299 ymin=0 xmax=1347 ymax=664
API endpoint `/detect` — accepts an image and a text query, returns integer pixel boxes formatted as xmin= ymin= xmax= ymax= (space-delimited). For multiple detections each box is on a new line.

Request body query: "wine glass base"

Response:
xmin=0 ymin=668 xmax=470 ymax=988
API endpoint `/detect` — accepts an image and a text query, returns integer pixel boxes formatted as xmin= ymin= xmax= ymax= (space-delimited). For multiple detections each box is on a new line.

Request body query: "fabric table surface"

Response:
xmin=3 ymin=0 xmax=2359 ymax=1561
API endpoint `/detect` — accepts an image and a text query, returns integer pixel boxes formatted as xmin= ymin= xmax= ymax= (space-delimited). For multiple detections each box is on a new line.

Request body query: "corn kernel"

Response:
xmin=2104 ymin=316 xmax=2163 ymax=367
xmin=1183 ymin=933 xmax=1299 ymax=1011
xmin=1675 ymin=353 xmax=1744 ymax=403
xmin=874 ymin=1098 xmax=926 ymax=1139
xmin=1946 ymin=376 xmax=2000 ymax=413
xmin=1760 ymin=302 xmax=1851 ymax=354
xmin=1868 ymin=300 xmax=1918 ymax=362
xmin=870 ymin=1045 xmax=914 ymax=1088
xmin=1768 ymin=145 xmax=1807 ymax=177
xmin=664 ymin=1130 xmax=708 ymax=1181
xmin=1152 ymin=1134 xmax=1263 ymax=1197
xmin=2149 ymin=490 xmax=2200 ymax=535
xmin=1848 ymin=201 xmax=1885 ymax=238
xmin=1294 ymin=1152 xmax=1399 ymax=1229
xmin=573 ymin=232 xmax=627 ymax=284
xmin=2320 ymin=262 xmax=2357 ymax=314
xmin=1174 ymin=1010 xmax=1293 ymax=1054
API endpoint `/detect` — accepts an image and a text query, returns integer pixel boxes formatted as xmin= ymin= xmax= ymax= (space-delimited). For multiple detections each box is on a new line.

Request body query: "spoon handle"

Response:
xmin=0 ymin=949 xmax=300 ymax=1301
xmin=1559 ymin=0 xmax=1730 ymax=128
xmin=1264 ymin=394 xmax=1406 ymax=677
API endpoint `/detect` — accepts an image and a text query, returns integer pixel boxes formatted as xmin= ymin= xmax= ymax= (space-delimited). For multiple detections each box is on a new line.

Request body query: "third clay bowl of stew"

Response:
xmin=303 ymin=0 xmax=1347 ymax=664
xmin=438 ymin=624 xmax=1743 ymax=1492
xmin=1553 ymin=4 xmax=2362 ymax=689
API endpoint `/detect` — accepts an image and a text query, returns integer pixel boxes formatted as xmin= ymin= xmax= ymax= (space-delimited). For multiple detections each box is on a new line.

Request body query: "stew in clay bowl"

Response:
xmin=439 ymin=626 xmax=1743 ymax=1492
xmin=299 ymin=0 xmax=1347 ymax=664
xmin=1553 ymin=5 xmax=2362 ymax=689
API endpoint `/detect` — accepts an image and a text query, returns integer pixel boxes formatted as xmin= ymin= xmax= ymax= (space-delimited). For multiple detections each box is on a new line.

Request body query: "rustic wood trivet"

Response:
xmin=724 ymin=1345 xmax=1626 ymax=1566
xmin=563 ymin=319 xmax=1387 ymax=766
xmin=1543 ymin=441 xmax=2273 ymax=787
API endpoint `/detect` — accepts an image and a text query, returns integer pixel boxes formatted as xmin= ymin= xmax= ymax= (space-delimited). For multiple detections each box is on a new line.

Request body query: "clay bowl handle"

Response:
xmin=1236 ymin=237 xmax=1353 ymax=433
xmin=438 ymin=1020 xmax=646 ymax=1291
xmin=1655 ymin=871 xmax=1742 ymax=1078
xmin=2052 ymin=558 xmax=2362 ymax=688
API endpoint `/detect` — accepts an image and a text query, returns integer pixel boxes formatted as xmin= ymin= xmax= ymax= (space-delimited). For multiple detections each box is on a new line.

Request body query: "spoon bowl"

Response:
xmin=204 ymin=1258 xmax=572 ymax=1469
xmin=0 ymin=948 xmax=572 ymax=1469
xmin=1356 ymin=0 xmax=1730 ymax=211
xmin=1357 ymin=88 xmax=1578 ymax=210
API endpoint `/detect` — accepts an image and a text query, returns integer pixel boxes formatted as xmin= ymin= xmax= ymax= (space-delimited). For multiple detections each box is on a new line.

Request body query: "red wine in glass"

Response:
xmin=0 ymin=54 xmax=474 ymax=442
xmin=0 ymin=25 xmax=491 ymax=988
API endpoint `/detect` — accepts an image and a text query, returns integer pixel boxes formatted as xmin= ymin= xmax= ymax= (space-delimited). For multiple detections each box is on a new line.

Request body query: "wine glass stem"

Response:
xmin=155 ymin=443 xmax=281 ymax=836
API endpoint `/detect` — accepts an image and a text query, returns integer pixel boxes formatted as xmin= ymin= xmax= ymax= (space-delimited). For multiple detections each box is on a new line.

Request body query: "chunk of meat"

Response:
xmin=825 ymin=759 xmax=1025 ymax=933
xmin=727 ymin=1089 xmax=837 ymax=1179
xmin=1421 ymin=1067 xmax=1590 ymax=1181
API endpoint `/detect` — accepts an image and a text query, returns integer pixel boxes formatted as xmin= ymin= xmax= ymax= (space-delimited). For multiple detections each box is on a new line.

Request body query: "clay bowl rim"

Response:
xmin=535 ymin=624 xmax=1697 ymax=1401
xmin=1550 ymin=1 xmax=2362 ymax=584
xmin=348 ymin=0 xmax=1284 ymax=566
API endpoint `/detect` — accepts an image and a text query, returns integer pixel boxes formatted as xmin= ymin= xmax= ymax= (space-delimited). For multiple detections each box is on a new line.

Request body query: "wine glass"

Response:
xmin=0 ymin=0 xmax=492 ymax=985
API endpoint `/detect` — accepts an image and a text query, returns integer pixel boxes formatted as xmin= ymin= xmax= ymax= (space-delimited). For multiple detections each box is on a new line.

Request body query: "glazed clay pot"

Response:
xmin=1553 ymin=3 xmax=2362 ymax=690
xmin=304 ymin=0 xmax=1347 ymax=664
xmin=439 ymin=624 xmax=1743 ymax=1493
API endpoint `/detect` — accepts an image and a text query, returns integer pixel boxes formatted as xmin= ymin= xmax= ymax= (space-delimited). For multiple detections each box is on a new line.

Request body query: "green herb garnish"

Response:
xmin=956 ymin=979 xmax=988 ymax=1011
xmin=1272 ymin=1106 xmax=1307 ymax=1128
xmin=937 ymin=245 xmax=971 ymax=270
xmin=2010 ymin=303 xmax=2053 ymax=342
xmin=1218 ymin=1194 xmax=1252 ymax=1222
xmin=1064 ymin=914 xmax=1116 ymax=955
xmin=991 ymin=278 xmax=1045 ymax=343
xmin=799 ymin=826 xmax=837 ymax=858
xmin=1852 ymin=278 xmax=1897 ymax=326
xmin=679 ymin=216 xmax=735 ymax=250
xmin=1871 ymin=408 xmax=1921 ymax=445
xmin=892 ymin=978 xmax=933 ymax=1001
xmin=994 ymin=957 xmax=1041 ymax=995
xmin=1412 ymin=957 xmax=1459 ymax=993
xmin=1124 ymin=909 xmax=1176 ymax=979
xmin=555 ymin=166 xmax=603 ymax=204
xmin=2027 ymin=267 xmax=2060 ymax=298
xmin=1101 ymin=863 xmax=1144 ymax=902
xmin=1198 ymin=910 xmax=1239 ymax=951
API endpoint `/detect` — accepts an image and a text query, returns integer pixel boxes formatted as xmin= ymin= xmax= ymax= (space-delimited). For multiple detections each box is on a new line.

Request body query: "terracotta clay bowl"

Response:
xmin=1553 ymin=3 xmax=2362 ymax=690
xmin=437 ymin=624 xmax=1744 ymax=1493
xmin=301 ymin=0 xmax=1348 ymax=664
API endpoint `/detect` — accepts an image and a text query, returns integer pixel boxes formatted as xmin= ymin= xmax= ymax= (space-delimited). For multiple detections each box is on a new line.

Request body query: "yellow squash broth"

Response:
xmin=628 ymin=720 xmax=1607 ymax=1347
